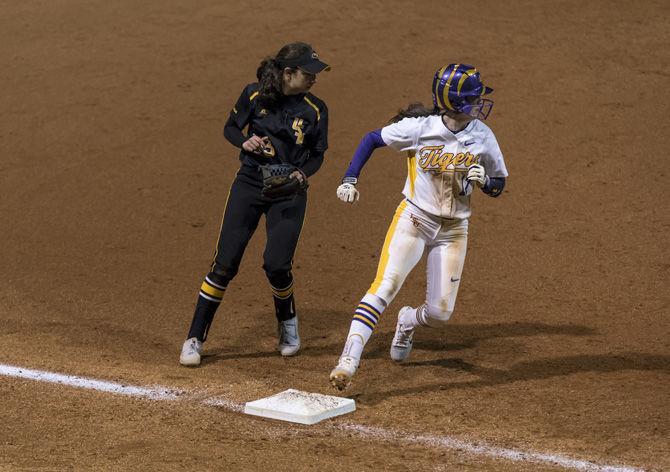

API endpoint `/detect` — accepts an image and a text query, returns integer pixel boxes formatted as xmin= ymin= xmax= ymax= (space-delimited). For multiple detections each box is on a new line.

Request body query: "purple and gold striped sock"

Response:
xmin=344 ymin=293 xmax=386 ymax=352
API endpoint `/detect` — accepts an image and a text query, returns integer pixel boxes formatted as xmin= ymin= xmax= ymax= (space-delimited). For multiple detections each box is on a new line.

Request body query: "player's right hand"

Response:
xmin=242 ymin=135 xmax=266 ymax=154
xmin=466 ymin=164 xmax=488 ymax=188
xmin=337 ymin=183 xmax=359 ymax=203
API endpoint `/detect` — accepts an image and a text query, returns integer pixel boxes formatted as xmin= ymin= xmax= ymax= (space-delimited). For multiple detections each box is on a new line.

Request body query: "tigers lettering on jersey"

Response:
xmin=417 ymin=145 xmax=481 ymax=173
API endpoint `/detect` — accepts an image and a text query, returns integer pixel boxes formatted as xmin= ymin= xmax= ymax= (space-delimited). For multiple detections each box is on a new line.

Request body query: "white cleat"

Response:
xmin=390 ymin=306 xmax=416 ymax=362
xmin=179 ymin=337 xmax=203 ymax=367
xmin=329 ymin=356 xmax=359 ymax=391
xmin=278 ymin=316 xmax=301 ymax=357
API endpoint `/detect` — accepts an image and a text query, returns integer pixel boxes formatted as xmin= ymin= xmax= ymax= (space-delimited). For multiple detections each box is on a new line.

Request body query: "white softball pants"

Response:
xmin=367 ymin=200 xmax=468 ymax=324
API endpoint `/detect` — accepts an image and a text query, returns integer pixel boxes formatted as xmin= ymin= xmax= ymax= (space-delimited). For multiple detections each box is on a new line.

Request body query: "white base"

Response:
xmin=243 ymin=389 xmax=356 ymax=425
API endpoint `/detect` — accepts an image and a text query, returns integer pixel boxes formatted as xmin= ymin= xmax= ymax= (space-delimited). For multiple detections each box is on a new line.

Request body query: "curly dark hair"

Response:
xmin=389 ymin=102 xmax=443 ymax=123
xmin=256 ymin=42 xmax=312 ymax=110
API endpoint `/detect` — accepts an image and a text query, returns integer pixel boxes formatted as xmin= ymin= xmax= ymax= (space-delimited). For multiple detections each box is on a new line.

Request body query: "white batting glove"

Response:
xmin=336 ymin=177 xmax=359 ymax=203
xmin=466 ymin=164 xmax=489 ymax=188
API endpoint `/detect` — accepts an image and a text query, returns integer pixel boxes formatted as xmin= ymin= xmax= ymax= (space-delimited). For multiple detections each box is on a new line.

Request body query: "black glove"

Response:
xmin=259 ymin=164 xmax=308 ymax=198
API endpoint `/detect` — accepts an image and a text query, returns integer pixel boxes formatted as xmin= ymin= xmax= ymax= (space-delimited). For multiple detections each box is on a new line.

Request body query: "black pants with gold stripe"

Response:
xmin=186 ymin=167 xmax=306 ymax=342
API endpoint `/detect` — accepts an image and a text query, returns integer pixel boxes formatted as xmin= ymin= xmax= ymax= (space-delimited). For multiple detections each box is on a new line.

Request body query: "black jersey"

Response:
xmin=226 ymin=83 xmax=329 ymax=171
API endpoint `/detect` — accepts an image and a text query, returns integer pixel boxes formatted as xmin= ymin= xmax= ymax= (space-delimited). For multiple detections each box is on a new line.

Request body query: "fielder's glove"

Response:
xmin=259 ymin=164 xmax=308 ymax=199
xmin=466 ymin=164 xmax=489 ymax=188
xmin=336 ymin=177 xmax=359 ymax=203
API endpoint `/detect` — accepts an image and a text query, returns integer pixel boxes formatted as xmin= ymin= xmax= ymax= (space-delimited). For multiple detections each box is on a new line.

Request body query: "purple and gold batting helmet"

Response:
xmin=432 ymin=64 xmax=494 ymax=120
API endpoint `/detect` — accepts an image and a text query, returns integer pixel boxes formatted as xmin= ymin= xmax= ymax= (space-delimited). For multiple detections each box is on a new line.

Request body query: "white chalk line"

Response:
xmin=0 ymin=364 xmax=181 ymax=400
xmin=0 ymin=363 xmax=646 ymax=472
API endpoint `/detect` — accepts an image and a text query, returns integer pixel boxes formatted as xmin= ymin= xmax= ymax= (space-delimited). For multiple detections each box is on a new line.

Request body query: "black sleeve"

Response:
xmin=314 ymin=104 xmax=329 ymax=152
xmin=222 ymin=85 xmax=256 ymax=148
xmin=299 ymin=103 xmax=328 ymax=177
xmin=223 ymin=118 xmax=246 ymax=148
xmin=300 ymin=151 xmax=324 ymax=177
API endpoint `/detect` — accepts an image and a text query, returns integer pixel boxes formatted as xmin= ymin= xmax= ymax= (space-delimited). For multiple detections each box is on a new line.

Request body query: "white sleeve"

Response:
xmin=481 ymin=131 xmax=508 ymax=178
xmin=380 ymin=118 xmax=417 ymax=152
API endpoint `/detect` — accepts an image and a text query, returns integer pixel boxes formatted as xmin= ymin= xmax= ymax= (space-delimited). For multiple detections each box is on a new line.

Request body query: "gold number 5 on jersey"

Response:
xmin=292 ymin=118 xmax=305 ymax=145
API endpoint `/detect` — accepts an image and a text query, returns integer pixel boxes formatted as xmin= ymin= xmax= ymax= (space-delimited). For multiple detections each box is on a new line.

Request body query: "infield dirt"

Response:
xmin=1 ymin=1 xmax=668 ymax=471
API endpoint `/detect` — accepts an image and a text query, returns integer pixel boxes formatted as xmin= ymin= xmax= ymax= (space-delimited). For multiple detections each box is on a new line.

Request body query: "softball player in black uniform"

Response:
xmin=180 ymin=42 xmax=329 ymax=366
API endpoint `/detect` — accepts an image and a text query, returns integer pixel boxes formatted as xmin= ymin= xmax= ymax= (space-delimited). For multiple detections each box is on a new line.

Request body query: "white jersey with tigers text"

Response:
xmin=380 ymin=115 xmax=508 ymax=219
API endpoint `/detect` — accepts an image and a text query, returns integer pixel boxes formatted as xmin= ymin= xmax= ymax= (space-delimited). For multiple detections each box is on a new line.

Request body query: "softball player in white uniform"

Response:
xmin=330 ymin=64 xmax=508 ymax=390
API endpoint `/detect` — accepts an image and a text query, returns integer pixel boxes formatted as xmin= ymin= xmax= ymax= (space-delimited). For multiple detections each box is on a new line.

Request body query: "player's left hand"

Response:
xmin=259 ymin=164 xmax=308 ymax=199
xmin=466 ymin=164 xmax=488 ymax=188
xmin=290 ymin=169 xmax=307 ymax=184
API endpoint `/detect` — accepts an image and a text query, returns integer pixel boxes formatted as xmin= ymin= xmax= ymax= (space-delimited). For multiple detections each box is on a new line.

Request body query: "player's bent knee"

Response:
xmin=369 ymin=277 xmax=402 ymax=306
xmin=262 ymin=259 xmax=293 ymax=276
xmin=210 ymin=264 xmax=236 ymax=285
xmin=265 ymin=269 xmax=293 ymax=288
xmin=368 ymin=288 xmax=395 ymax=308
xmin=424 ymin=304 xmax=453 ymax=327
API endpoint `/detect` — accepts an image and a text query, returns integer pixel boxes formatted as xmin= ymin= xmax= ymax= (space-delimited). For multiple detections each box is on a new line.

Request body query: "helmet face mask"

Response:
xmin=432 ymin=64 xmax=494 ymax=120
xmin=461 ymin=98 xmax=494 ymax=120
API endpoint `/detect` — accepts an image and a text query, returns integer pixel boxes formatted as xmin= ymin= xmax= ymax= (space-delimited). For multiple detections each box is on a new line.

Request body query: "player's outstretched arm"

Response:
xmin=336 ymin=129 xmax=386 ymax=204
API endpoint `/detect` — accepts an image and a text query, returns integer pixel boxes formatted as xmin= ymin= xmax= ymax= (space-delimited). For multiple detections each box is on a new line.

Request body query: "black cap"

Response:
xmin=279 ymin=48 xmax=330 ymax=74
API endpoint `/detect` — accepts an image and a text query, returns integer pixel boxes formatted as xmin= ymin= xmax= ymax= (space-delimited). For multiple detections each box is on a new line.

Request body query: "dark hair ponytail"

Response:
xmin=256 ymin=42 xmax=313 ymax=110
xmin=256 ymin=58 xmax=283 ymax=110
xmin=389 ymin=102 xmax=442 ymax=123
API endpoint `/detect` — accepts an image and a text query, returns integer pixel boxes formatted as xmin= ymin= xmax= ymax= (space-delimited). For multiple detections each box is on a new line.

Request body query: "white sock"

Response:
xmin=341 ymin=334 xmax=364 ymax=360
xmin=401 ymin=304 xmax=430 ymax=328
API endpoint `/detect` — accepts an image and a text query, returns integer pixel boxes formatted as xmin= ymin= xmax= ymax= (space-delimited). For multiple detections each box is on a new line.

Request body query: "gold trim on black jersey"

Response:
xmin=303 ymin=96 xmax=320 ymax=121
